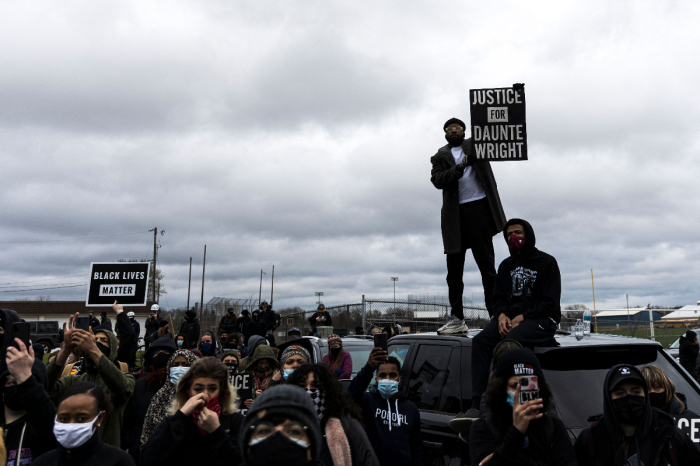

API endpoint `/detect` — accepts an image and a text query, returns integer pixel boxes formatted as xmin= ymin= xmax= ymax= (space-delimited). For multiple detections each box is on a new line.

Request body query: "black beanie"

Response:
xmin=495 ymin=348 xmax=545 ymax=382
xmin=687 ymin=330 xmax=697 ymax=340
xmin=159 ymin=320 xmax=169 ymax=328
xmin=241 ymin=385 xmax=321 ymax=463
xmin=185 ymin=310 xmax=196 ymax=320
xmin=444 ymin=117 xmax=466 ymax=130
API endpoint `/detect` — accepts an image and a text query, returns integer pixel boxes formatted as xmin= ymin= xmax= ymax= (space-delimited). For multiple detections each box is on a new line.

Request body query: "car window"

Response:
xmin=343 ymin=347 xmax=372 ymax=374
xmin=29 ymin=323 xmax=37 ymax=332
xmin=669 ymin=338 xmax=681 ymax=349
xmin=407 ymin=344 xmax=453 ymax=411
xmin=438 ymin=348 xmax=462 ymax=414
xmin=540 ymin=346 xmax=700 ymax=429
xmin=39 ymin=323 xmax=55 ymax=333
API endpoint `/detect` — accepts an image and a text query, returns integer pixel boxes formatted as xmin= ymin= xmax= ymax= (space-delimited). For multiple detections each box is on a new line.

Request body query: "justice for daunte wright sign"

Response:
xmin=469 ymin=84 xmax=527 ymax=161
xmin=86 ymin=262 xmax=150 ymax=306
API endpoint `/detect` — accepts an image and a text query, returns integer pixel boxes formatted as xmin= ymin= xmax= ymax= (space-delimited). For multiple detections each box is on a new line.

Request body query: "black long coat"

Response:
xmin=430 ymin=137 xmax=506 ymax=254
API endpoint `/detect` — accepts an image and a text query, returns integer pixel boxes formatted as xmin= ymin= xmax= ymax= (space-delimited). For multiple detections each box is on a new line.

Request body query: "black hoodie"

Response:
xmin=178 ymin=311 xmax=200 ymax=350
xmin=574 ymin=364 xmax=700 ymax=466
xmin=347 ymin=363 xmax=422 ymax=466
xmin=32 ymin=430 xmax=135 ymax=466
xmin=678 ymin=334 xmax=699 ymax=370
xmin=2 ymin=358 xmax=57 ymax=465
xmin=492 ymin=219 xmax=561 ymax=323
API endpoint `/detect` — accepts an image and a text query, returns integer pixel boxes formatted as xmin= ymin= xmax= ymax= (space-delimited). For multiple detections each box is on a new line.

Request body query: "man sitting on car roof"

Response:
xmin=466 ymin=218 xmax=561 ymax=419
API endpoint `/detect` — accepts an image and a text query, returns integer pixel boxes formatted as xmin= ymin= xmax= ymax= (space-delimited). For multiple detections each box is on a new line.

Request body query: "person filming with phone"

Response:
xmin=348 ymin=346 xmax=422 ymax=466
xmin=469 ymin=348 xmax=575 ymax=466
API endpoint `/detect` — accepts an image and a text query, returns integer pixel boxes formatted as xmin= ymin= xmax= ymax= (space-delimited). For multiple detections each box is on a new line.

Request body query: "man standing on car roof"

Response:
xmin=308 ymin=304 xmax=333 ymax=334
xmin=465 ymin=218 xmax=561 ymax=419
xmin=431 ymin=118 xmax=506 ymax=335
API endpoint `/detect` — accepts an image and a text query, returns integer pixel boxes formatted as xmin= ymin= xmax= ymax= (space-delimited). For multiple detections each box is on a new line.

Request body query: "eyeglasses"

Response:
xmin=445 ymin=125 xmax=464 ymax=132
xmin=249 ymin=421 xmax=309 ymax=445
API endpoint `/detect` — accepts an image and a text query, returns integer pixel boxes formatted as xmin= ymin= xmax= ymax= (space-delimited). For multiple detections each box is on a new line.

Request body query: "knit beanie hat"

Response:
xmin=495 ymin=347 xmax=545 ymax=382
xmin=327 ymin=334 xmax=342 ymax=347
xmin=280 ymin=345 xmax=311 ymax=366
xmin=241 ymin=385 xmax=321 ymax=463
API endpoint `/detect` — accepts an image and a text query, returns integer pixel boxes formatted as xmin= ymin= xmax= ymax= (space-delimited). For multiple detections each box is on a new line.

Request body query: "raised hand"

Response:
xmin=6 ymin=339 xmax=36 ymax=384
xmin=512 ymin=384 xmax=543 ymax=434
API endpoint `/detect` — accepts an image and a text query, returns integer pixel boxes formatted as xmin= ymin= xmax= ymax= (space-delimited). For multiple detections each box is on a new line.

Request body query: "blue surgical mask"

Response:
xmin=283 ymin=368 xmax=295 ymax=380
xmin=377 ymin=380 xmax=400 ymax=399
xmin=202 ymin=342 xmax=212 ymax=352
xmin=506 ymin=390 xmax=515 ymax=407
xmin=177 ymin=340 xmax=183 ymax=347
xmin=170 ymin=366 xmax=189 ymax=385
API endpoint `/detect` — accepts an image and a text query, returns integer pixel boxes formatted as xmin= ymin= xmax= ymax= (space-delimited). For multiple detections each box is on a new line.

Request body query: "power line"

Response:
xmin=0 ymin=281 xmax=87 ymax=290
xmin=0 ymin=283 xmax=87 ymax=293
xmin=0 ymin=274 xmax=86 ymax=286
xmin=0 ymin=231 xmax=147 ymax=244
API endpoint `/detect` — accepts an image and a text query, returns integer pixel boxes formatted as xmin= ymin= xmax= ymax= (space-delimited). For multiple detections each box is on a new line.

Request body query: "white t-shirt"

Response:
xmin=451 ymin=146 xmax=486 ymax=204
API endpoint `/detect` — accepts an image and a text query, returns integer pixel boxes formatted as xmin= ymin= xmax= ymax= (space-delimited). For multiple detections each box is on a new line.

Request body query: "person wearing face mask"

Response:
xmin=141 ymin=357 xmax=244 ymax=466
xmin=308 ymin=304 xmax=333 ymax=334
xmin=243 ymin=345 xmax=280 ymax=408
xmin=32 ymin=382 xmax=134 ymax=466
xmin=198 ymin=332 xmax=220 ymax=358
xmin=174 ymin=333 xmax=188 ymax=350
xmin=575 ymin=364 xmax=700 ymax=465
xmin=241 ymin=384 xmax=324 ymax=466
xmin=469 ymin=348 xmax=575 ymax=466
xmin=244 ymin=310 xmax=267 ymax=344
xmin=348 ymin=347 xmax=422 ymax=466
xmin=2 ymin=338 xmax=56 ymax=464
xmin=431 ymin=118 xmax=506 ymax=336
xmin=178 ymin=310 xmax=200 ymax=350
xmin=322 ymin=335 xmax=352 ymax=380
xmin=467 ymin=219 xmax=560 ymax=420
xmin=47 ymin=306 xmax=136 ymax=447
xmin=641 ymin=364 xmax=697 ymax=417
xmin=233 ymin=309 xmax=251 ymax=336
xmin=270 ymin=345 xmax=311 ymax=386
xmin=288 ymin=364 xmax=380 ymax=466
xmin=219 ymin=331 xmax=238 ymax=351
xmin=221 ymin=351 xmax=240 ymax=379
xmin=139 ymin=349 xmax=197 ymax=446
xmin=218 ymin=308 xmax=238 ymax=337
xmin=121 ymin=336 xmax=176 ymax=465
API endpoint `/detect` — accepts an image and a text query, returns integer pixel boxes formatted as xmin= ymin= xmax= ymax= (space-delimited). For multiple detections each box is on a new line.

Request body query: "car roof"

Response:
xmin=388 ymin=330 xmax=663 ymax=350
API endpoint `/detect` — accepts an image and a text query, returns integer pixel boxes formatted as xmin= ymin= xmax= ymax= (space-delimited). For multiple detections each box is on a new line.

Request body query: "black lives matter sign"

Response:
xmin=470 ymin=84 xmax=527 ymax=161
xmin=86 ymin=262 xmax=150 ymax=306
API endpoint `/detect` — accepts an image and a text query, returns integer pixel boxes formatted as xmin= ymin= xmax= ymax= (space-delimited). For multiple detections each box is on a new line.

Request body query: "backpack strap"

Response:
xmin=60 ymin=363 xmax=76 ymax=378
xmin=118 ymin=361 xmax=129 ymax=373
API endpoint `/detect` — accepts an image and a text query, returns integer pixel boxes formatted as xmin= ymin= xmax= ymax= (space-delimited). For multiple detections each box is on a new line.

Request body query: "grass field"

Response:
xmin=595 ymin=326 xmax=687 ymax=348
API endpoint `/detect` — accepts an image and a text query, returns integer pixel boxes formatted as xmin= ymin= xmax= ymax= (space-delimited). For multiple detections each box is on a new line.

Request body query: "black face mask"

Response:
xmin=4 ymin=385 xmax=24 ymax=411
xmin=648 ymin=392 xmax=667 ymax=410
xmin=256 ymin=363 xmax=270 ymax=373
xmin=225 ymin=362 xmax=238 ymax=376
xmin=445 ymin=133 xmax=465 ymax=148
xmin=330 ymin=347 xmax=340 ymax=357
xmin=152 ymin=352 xmax=171 ymax=370
xmin=220 ymin=336 xmax=228 ymax=344
xmin=612 ymin=395 xmax=647 ymax=425
xmin=253 ymin=316 xmax=260 ymax=322
xmin=247 ymin=431 xmax=312 ymax=466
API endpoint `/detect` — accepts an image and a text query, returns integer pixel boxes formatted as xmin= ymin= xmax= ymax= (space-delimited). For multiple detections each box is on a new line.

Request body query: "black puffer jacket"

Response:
xmin=32 ymin=431 xmax=135 ymax=466
xmin=140 ymin=410 xmax=244 ymax=466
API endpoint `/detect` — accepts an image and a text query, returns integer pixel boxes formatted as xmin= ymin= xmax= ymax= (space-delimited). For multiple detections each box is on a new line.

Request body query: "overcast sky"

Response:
xmin=1 ymin=1 xmax=699 ymax=312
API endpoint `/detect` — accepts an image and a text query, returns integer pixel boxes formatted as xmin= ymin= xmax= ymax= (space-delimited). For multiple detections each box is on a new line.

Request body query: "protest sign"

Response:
xmin=675 ymin=413 xmax=700 ymax=449
xmin=469 ymin=84 xmax=527 ymax=161
xmin=232 ymin=373 xmax=253 ymax=414
xmin=86 ymin=262 xmax=150 ymax=306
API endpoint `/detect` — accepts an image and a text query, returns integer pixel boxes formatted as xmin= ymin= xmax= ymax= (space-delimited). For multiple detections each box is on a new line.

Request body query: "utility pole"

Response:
xmin=391 ymin=277 xmax=398 ymax=310
xmin=591 ymin=269 xmax=598 ymax=333
xmin=149 ymin=227 xmax=157 ymax=303
xmin=626 ymin=293 xmax=630 ymax=325
xmin=186 ymin=257 xmax=192 ymax=310
xmin=315 ymin=292 xmax=324 ymax=305
xmin=270 ymin=265 xmax=275 ymax=307
xmin=199 ymin=245 xmax=206 ymax=323
xmin=258 ymin=269 xmax=266 ymax=305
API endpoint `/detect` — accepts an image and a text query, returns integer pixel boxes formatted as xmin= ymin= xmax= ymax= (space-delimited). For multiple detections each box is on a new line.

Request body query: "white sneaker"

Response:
xmin=437 ymin=316 xmax=469 ymax=334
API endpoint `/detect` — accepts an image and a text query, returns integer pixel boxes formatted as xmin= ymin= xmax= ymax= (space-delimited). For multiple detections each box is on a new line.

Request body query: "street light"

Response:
xmin=391 ymin=277 xmax=398 ymax=311
xmin=315 ymin=291 xmax=324 ymax=305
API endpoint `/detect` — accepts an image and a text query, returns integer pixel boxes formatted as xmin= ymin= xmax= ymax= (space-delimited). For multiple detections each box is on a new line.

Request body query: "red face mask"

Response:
xmin=507 ymin=234 xmax=526 ymax=251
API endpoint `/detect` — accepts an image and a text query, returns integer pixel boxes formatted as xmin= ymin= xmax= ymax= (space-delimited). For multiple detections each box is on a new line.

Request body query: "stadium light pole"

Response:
xmin=315 ymin=291 xmax=324 ymax=305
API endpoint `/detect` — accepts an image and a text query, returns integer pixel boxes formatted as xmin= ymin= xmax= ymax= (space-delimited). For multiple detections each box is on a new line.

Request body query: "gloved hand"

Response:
xmin=458 ymin=153 xmax=470 ymax=170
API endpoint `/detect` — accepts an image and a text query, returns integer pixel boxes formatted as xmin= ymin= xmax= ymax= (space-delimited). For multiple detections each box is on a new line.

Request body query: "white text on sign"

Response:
xmin=93 ymin=271 xmax=146 ymax=280
xmin=99 ymin=285 xmax=136 ymax=296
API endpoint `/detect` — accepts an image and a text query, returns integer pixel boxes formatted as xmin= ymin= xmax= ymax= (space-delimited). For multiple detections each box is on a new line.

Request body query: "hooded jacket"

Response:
xmin=238 ymin=335 xmax=268 ymax=372
xmin=322 ymin=349 xmax=352 ymax=380
xmin=678 ymin=333 xmax=699 ymax=370
xmin=178 ymin=311 xmax=200 ymax=350
xmin=430 ymin=137 xmax=507 ymax=254
xmin=574 ymin=364 xmax=700 ymax=466
xmin=243 ymin=311 xmax=267 ymax=343
xmin=347 ymin=362 xmax=422 ymax=466
xmin=32 ymin=430 xmax=135 ymax=466
xmin=243 ymin=345 xmax=280 ymax=397
xmin=47 ymin=328 xmax=136 ymax=447
xmin=2 ymin=359 xmax=56 ymax=465
xmin=139 ymin=349 xmax=198 ymax=446
xmin=492 ymin=219 xmax=561 ymax=323
xmin=121 ymin=337 xmax=177 ymax=461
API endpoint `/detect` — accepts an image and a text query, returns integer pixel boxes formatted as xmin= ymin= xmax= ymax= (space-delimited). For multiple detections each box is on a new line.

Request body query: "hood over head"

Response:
xmin=602 ymin=364 xmax=653 ymax=443
xmin=502 ymin=218 xmax=536 ymax=255
xmin=245 ymin=345 xmax=280 ymax=372
xmin=166 ymin=349 xmax=198 ymax=377
xmin=240 ymin=384 xmax=322 ymax=464
xmin=145 ymin=336 xmax=178 ymax=367
xmin=185 ymin=310 xmax=197 ymax=321
xmin=247 ymin=335 xmax=268 ymax=354
xmin=92 ymin=328 xmax=119 ymax=362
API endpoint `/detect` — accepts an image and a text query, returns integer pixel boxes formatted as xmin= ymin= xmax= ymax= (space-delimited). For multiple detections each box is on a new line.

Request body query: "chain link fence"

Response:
xmin=164 ymin=297 xmax=261 ymax=336
xmin=559 ymin=317 xmax=700 ymax=349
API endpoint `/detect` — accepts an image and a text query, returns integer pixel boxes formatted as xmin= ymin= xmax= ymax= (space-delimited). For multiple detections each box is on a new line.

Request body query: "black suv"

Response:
xmin=388 ymin=331 xmax=700 ymax=465
xmin=28 ymin=321 xmax=62 ymax=353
